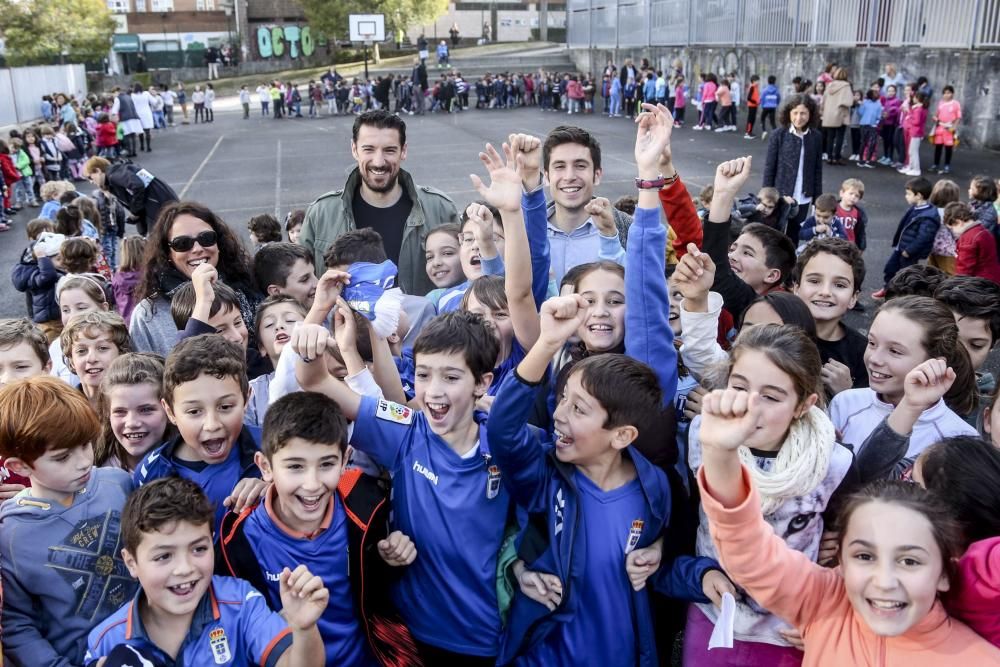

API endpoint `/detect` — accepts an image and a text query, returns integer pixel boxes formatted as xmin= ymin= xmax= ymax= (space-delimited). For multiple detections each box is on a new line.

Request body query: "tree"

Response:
xmin=297 ymin=0 xmax=362 ymax=45
xmin=0 ymin=0 xmax=117 ymax=66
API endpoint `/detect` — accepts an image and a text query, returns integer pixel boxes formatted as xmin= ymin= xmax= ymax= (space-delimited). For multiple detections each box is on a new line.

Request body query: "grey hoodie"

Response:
xmin=0 ymin=467 xmax=135 ymax=667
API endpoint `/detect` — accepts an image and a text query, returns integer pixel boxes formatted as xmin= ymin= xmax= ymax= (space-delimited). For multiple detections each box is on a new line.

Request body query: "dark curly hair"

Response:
xmin=136 ymin=201 xmax=255 ymax=303
xmin=778 ymin=93 xmax=820 ymax=130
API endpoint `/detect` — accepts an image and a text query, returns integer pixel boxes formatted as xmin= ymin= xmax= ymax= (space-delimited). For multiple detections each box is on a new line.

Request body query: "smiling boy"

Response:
xmin=217 ymin=391 xmax=419 ymax=666
xmin=134 ymin=335 xmax=265 ymax=526
xmin=792 ymin=237 xmax=869 ymax=396
xmin=0 ymin=376 xmax=135 ymax=667
xmin=244 ymin=295 xmax=307 ymax=427
xmin=85 ymin=477 xmax=328 ymax=666
xmin=253 ymin=242 xmax=319 ymax=309
xmin=294 ymin=309 xmax=512 ymax=664
xmin=61 ymin=311 xmax=131 ymax=410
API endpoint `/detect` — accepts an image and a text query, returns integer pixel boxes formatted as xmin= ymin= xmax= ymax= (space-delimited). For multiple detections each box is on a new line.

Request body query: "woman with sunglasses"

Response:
xmin=129 ymin=201 xmax=262 ymax=358
xmin=82 ymin=156 xmax=178 ymax=236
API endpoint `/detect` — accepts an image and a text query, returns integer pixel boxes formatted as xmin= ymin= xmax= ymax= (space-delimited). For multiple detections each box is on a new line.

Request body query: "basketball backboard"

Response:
xmin=349 ymin=14 xmax=385 ymax=43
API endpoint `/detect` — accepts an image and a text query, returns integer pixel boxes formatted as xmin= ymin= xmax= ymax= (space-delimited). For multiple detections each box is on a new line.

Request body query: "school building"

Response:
xmin=564 ymin=0 xmax=1000 ymax=150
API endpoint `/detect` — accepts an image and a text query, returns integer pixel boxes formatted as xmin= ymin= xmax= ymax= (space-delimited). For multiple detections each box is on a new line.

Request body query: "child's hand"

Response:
xmin=821 ymin=359 xmax=853 ymax=396
xmin=672 ymin=243 xmax=716 ymax=301
xmin=33 ymin=245 xmax=46 ymax=259
xmin=291 ymin=322 xmax=335 ymax=364
xmin=818 ymin=530 xmax=840 ymax=566
xmin=470 ymin=142 xmax=523 ymax=213
xmin=190 ymin=262 xmax=218 ymax=305
xmin=702 ymin=569 xmax=736 ymax=608
xmin=508 ymin=133 xmax=542 ymax=190
xmin=815 ymin=223 xmax=830 ymax=235
xmin=699 ymin=388 xmax=762 ymax=452
xmin=901 ymin=357 xmax=955 ymax=411
xmin=683 ymin=385 xmax=707 ymax=421
xmin=332 ymin=297 xmax=360 ymax=360
xmin=538 ymin=294 xmax=591 ymax=348
xmin=584 ymin=197 xmax=617 ymax=236
xmin=223 ymin=477 xmax=268 ymax=513
xmin=377 ymin=530 xmax=417 ymax=566
xmin=466 ymin=202 xmax=498 ymax=252
xmin=713 ymin=157 xmax=753 ymax=198
xmin=310 ymin=269 xmax=351 ymax=319
xmin=514 ymin=561 xmax=563 ymax=611
xmin=625 ymin=537 xmax=663 ymax=591
xmin=0 ymin=483 xmax=25 ymax=500
xmin=278 ymin=565 xmax=330 ymax=631
xmin=634 ymin=103 xmax=673 ymax=177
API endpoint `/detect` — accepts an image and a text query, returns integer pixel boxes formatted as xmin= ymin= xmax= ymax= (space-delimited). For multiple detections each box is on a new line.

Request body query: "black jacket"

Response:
xmin=105 ymin=162 xmax=179 ymax=233
xmin=763 ymin=127 xmax=823 ymax=202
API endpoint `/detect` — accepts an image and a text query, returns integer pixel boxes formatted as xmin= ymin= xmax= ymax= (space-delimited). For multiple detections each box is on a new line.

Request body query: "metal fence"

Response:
xmin=568 ymin=0 xmax=1000 ymax=48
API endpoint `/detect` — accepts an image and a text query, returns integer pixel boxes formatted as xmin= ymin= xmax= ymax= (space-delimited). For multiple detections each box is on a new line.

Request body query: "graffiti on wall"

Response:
xmin=257 ymin=25 xmax=315 ymax=59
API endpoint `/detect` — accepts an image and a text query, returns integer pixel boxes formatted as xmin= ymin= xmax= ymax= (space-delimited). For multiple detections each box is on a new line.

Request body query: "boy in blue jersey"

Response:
xmin=85 ymin=477 xmax=328 ymax=667
xmin=0 ymin=376 xmax=136 ymax=667
xmin=134 ymin=334 xmax=266 ymax=525
xmin=486 ymin=104 xmax=730 ymax=667
xmin=293 ymin=308 xmax=511 ymax=665
xmin=216 ymin=391 xmax=420 ymax=666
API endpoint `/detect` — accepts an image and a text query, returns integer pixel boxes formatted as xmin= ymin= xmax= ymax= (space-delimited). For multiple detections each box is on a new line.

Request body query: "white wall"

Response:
xmin=0 ymin=64 xmax=88 ymax=126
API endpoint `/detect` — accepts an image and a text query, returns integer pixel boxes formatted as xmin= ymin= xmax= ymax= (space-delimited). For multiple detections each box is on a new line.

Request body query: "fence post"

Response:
xmin=867 ymin=0 xmax=879 ymax=46
xmin=646 ymin=0 xmax=652 ymax=47
xmin=970 ymin=0 xmax=983 ymax=48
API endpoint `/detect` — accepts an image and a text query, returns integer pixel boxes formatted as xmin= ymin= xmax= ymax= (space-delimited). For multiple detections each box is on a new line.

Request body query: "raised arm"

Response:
xmin=655 ymin=120 xmax=702 ymax=257
xmin=705 ymin=157 xmax=758 ymax=318
xmin=292 ymin=322 xmax=362 ymax=420
xmin=470 ymin=142 xmax=540 ymax=350
xmin=697 ymin=388 xmax=843 ymax=629
xmin=627 ymin=103 xmax=677 ymax=404
xmin=511 ymin=133 xmax=552 ymax=308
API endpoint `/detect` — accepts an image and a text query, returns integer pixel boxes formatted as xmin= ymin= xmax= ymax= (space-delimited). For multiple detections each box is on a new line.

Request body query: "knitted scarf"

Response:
xmin=738 ymin=406 xmax=835 ymax=515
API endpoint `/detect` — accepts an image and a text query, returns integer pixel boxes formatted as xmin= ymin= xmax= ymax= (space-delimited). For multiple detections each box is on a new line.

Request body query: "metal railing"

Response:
xmin=568 ymin=0 xmax=1000 ymax=48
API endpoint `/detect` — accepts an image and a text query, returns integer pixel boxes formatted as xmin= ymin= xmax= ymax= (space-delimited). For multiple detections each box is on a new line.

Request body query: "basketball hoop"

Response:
xmin=362 ymin=33 xmax=374 ymax=47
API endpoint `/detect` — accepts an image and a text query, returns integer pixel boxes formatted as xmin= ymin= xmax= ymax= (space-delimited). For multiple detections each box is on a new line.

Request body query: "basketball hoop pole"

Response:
xmin=363 ymin=37 xmax=372 ymax=80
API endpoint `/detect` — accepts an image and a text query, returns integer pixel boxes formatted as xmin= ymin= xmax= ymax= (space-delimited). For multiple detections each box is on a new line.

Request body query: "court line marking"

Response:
xmin=179 ymin=135 xmax=224 ymax=199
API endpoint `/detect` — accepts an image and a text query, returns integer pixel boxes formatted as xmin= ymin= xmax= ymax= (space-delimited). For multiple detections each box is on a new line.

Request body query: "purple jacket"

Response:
xmin=111 ymin=268 xmax=141 ymax=326
xmin=882 ymin=96 xmax=902 ymax=126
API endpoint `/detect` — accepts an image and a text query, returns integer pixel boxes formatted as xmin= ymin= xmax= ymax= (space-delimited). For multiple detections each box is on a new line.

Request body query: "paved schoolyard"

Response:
xmin=3 ymin=93 xmax=998 ymax=374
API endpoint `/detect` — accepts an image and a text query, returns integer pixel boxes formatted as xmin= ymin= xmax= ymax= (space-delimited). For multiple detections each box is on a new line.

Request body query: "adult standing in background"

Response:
xmin=206 ymin=46 xmax=220 ymax=80
xmin=450 ymin=23 xmax=460 ymax=47
xmin=763 ymin=93 xmax=823 ymax=242
xmin=299 ymin=110 xmax=458 ymax=296
xmin=110 ymin=86 xmax=141 ymax=157
xmin=883 ymin=63 xmax=905 ymax=88
xmin=820 ymin=66 xmax=853 ymax=165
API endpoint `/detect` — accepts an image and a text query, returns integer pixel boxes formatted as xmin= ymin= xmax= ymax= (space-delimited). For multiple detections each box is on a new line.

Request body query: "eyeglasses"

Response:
xmin=167 ymin=230 xmax=218 ymax=252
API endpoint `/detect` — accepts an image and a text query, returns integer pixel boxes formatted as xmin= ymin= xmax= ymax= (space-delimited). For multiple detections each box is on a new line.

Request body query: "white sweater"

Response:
xmin=830 ymin=388 xmax=977 ymax=458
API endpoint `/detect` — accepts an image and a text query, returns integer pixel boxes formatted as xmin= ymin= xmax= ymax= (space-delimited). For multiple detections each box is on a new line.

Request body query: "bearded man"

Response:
xmin=300 ymin=109 xmax=458 ymax=295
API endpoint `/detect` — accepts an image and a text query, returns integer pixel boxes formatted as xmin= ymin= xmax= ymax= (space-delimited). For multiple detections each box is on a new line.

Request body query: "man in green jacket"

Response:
xmin=300 ymin=110 xmax=459 ymax=296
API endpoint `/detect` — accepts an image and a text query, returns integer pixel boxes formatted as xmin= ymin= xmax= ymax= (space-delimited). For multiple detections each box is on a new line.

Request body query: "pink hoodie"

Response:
xmin=699 ymin=466 xmax=1000 ymax=666
xmin=947 ymin=537 xmax=1000 ymax=647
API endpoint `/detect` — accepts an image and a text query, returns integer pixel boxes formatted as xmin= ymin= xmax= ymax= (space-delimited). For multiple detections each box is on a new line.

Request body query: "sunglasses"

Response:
xmin=167 ymin=230 xmax=218 ymax=252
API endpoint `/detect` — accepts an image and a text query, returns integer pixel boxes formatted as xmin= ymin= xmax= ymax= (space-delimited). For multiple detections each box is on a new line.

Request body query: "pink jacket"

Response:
xmin=947 ymin=537 xmax=1000 ymax=646
xmin=906 ymin=105 xmax=928 ymax=137
xmin=699 ymin=465 xmax=1000 ymax=666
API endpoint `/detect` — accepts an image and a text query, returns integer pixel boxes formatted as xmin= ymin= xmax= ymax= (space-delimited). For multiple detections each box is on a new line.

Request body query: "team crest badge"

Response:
xmin=486 ymin=465 xmax=501 ymax=499
xmin=624 ymin=519 xmax=644 ymax=554
xmin=209 ymin=627 xmax=232 ymax=664
xmin=375 ymin=399 xmax=414 ymax=424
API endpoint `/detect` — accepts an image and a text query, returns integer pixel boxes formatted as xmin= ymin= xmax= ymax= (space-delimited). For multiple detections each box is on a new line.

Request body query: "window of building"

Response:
xmin=151 ymin=0 xmax=173 ymax=10
xmin=196 ymin=0 xmax=215 ymax=9
xmin=106 ymin=0 xmax=129 ymax=13
xmin=135 ymin=0 xmax=146 ymax=11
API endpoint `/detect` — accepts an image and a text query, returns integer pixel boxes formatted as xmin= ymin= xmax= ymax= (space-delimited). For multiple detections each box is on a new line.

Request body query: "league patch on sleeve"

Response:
xmin=375 ymin=399 xmax=414 ymax=425
xmin=135 ymin=168 xmax=155 ymax=187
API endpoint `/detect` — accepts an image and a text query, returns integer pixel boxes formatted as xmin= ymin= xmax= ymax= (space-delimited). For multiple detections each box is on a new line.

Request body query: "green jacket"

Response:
xmin=301 ymin=167 xmax=459 ymax=295
xmin=14 ymin=149 xmax=32 ymax=177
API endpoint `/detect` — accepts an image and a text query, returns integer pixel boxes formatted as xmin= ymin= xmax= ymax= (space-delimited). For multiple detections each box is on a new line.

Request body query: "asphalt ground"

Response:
xmin=3 ymin=93 xmax=997 ymax=375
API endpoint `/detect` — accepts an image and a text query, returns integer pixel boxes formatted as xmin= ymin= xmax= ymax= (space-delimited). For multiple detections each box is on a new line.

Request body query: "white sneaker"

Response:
xmin=822 ymin=153 xmax=829 ymax=160
xmin=849 ymin=154 xmax=859 ymax=161
xmin=693 ymin=125 xmax=704 ymax=131
xmin=714 ymin=126 xmax=727 ymax=132
xmin=743 ymin=133 xmax=754 ymax=139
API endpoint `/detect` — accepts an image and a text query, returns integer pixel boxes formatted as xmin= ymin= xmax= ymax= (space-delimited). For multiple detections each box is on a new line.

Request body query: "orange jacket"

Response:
xmin=699 ymin=465 xmax=1000 ymax=666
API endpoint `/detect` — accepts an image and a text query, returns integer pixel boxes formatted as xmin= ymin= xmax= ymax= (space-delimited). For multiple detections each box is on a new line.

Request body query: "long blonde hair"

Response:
xmin=118 ymin=235 xmax=146 ymax=272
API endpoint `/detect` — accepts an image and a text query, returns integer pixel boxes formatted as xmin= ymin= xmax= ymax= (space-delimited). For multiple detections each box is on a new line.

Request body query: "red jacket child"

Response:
xmin=0 ymin=152 xmax=22 ymax=209
xmin=95 ymin=120 xmax=118 ymax=148
xmin=955 ymin=221 xmax=1000 ymax=284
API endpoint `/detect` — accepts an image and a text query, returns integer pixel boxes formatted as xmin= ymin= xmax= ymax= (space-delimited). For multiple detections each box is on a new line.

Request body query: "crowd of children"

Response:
xmin=0 ymin=102 xmax=999 ymax=667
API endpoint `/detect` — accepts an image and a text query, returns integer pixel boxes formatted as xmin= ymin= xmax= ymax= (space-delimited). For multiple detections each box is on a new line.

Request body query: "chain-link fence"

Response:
xmin=569 ymin=0 xmax=1000 ymax=48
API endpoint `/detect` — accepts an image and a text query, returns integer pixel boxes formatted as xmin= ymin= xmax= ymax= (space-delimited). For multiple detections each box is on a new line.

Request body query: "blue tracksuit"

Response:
xmin=349 ymin=397 xmax=511 ymax=656
xmin=798 ymin=215 xmax=848 ymax=244
xmin=134 ymin=426 xmax=262 ymax=527
xmin=86 ymin=576 xmax=294 ymax=667
xmin=883 ymin=203 xmax=940 ymax=284
xmin=487 ymin=373 xmax=717 ymax=666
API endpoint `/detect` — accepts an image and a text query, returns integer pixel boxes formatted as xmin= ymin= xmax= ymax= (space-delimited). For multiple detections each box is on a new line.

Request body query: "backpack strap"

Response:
xmin=216 ymin=507 xmax=273 ymax=609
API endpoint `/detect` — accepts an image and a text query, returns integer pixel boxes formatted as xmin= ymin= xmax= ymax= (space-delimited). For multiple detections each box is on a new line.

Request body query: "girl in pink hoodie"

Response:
xmin=696 ymin=369 xmax=1000 ymax=665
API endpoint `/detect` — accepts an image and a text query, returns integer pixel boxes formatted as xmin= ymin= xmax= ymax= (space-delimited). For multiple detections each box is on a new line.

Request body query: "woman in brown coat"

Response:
xmin=820 ymin=67 xmax=854 ymax=164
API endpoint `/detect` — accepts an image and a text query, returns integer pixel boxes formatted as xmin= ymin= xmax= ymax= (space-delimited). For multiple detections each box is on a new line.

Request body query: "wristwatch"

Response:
xmin=635 ymin=171 xmax=679 ymax=190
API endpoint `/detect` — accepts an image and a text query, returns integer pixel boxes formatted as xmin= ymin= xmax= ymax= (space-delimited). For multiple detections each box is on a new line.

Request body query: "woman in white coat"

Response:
xmin=130 ymin=83 xmax=155 ymax=152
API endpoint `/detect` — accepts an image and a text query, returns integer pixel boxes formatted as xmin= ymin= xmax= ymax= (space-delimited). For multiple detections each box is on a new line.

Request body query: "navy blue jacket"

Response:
xmin=11 ymin=248 xmax=63 ymax=323
xmin=763 ymin=127 xmax=823 ymax=202
xmin=488 ymin=373 xmax=715 ymax=666
xmin=891 ymin=204 xmax=940 ymax=260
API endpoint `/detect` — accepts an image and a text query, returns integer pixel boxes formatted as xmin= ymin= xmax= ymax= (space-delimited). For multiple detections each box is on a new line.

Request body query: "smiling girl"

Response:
xmin=96 ymin=353 xmax=174 ymax=471
xmin=695 ymin=383 xmax=1000 ymax=664
xmin=61 ymin=311 xmax=131 ymax=411
xmin=685 ymin=324 xmax=856 ymax=665
xmin=830 ymin=296 xmax=978 ymax=461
